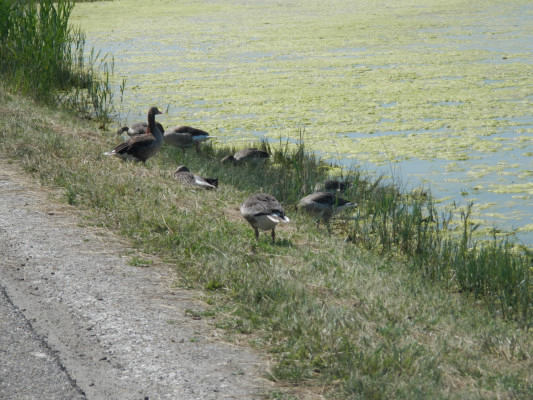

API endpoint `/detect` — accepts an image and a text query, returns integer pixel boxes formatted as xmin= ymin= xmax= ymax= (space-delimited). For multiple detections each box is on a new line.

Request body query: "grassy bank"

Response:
xmin=1 ymin=89 xmax=532 ymax=399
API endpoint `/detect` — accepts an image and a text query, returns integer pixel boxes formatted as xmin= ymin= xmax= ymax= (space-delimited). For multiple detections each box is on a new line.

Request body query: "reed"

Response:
xmin=0 ymin=0 xmax=115 ymax=126
xmin=350 ymin=181 xmax=531 ymax=325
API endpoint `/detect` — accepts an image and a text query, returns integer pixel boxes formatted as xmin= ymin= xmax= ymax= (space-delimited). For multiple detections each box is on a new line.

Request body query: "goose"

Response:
xmin=163 ymin=126 xmax=215 ymax=153
xmin=314 ymin=179 xmax=353 ymax=193
xmin=240 ymin=193 xmax=289 ymax=242
xmin=173 ymin=165 xmax=218 ymax=190
xmin=221 ymin=148 xmax=270 ymax=164
xmin=116 ymin=121 xmax=165 ymax=138
xmin=104 ymin=107 xmax=163 ymax=163
xmin=297 ymin=191 xmax=356 ymax=228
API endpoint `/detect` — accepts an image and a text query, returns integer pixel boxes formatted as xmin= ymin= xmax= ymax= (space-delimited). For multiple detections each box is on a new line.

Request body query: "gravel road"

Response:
xmin=0 ymin=163 xmax=272 ymax=399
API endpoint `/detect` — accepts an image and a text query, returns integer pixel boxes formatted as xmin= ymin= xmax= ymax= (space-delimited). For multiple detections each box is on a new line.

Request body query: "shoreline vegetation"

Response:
xmin=1 ymin=1 xmax=531 ymax=398
xmin=0 ymin=0 xmax=116 ymax=125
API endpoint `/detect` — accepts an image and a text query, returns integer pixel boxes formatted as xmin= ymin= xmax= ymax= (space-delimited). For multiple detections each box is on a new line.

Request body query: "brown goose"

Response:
xmin=173 ymin=166 xmax=218 ymax=190
xmin=240 ymin=193 xmax=289 ymax=242
xmin=297 ymin=191 xmax=356 ymax=227
xmin=221 ymin=148 xmax=270 ymax=164
xmin=116 ymin=121 xmax=165 ymax=138
xmin=105 ymin=107 xmax=163 ymax=163
xmin=163 ymin=126 xmax=215 ymax=153
xmin=314 ymin=179 xmax=353 ymax=193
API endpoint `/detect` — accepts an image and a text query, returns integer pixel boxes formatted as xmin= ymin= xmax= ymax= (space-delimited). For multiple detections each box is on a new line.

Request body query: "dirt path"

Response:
xmin=0 ymin=162 xmax=272 ymax=399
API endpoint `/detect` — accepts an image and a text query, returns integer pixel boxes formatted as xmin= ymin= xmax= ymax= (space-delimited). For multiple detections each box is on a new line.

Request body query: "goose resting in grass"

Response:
xmin=240 ymin=193 xmax=289 ymax=242
xmin=104 ymin=107 xmax=163 ymax=163
xmin=221 ymin=148 xmax=270 ymax=164
xmin=163 ymin=126 xmax=215 ymax=153
xmin=116 ymin=121 xmax=165 ymax=138
xmin=298 ymin=191 xmax=356 ymax=228
xmin=173 ymin=165 xmax=218 ymax=190
xmin=314 ymin=179 xmax=353 ymax=193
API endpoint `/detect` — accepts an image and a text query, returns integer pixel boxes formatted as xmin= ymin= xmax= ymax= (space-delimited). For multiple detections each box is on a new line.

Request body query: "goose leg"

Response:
xmin=325 ymin=219 xmax=331 ymax=234
xmin=254 ymin=227 xmax=259 ymax=240
xmin=271 ymin=229 xmax=276 ymax=243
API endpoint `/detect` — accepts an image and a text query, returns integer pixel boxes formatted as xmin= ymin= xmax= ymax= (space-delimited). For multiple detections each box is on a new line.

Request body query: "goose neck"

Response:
xmin=147 ymin=112 xmax=162 ymax=140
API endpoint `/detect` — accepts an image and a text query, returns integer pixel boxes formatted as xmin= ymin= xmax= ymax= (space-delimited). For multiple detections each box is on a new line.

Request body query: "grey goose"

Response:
xmin=240 ymin=193 xmax=289 ymax=242
xmin=173 ymin=166 xmax=218 ymax=190
xmin=221 ymin=148 xmax=270 ymax=164
xmin=163 ymin=126 xmax=215 ymax=153
xmin=105 ymin=107 xmax=163 ymax=163
xmin=298 ymin=191 xmax=356 ymax=226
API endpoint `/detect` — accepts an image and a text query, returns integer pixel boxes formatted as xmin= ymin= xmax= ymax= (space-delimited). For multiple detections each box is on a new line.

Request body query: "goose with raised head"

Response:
xmin=173 ymin=166 xmax=218 ymax=190
xmin=221 ymin=148 xmax=270 ymax=164
xmin=105 ymin=107 xmax=163 ymax=163
xmin=163 ymin=126 xmax=215 ymax=153
xmin=240 ymin=193 xmax=289 ymax=242
xmin=314 ymin=179 xmax=353 ymax=193
xmin=298 ymin=191 xmax=356 ymax=228
xmin=116 ymin=121 xmax=165 ymax=138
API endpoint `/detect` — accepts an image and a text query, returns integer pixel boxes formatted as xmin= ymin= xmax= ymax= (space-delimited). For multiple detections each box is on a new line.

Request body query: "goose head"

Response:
xmin=174 ymin=165 xmax=190 ymax=175
xmin=221 ymin=154 xmax=235 ymax=163
xmin=149 ymin=106 xmax=163 ymax=117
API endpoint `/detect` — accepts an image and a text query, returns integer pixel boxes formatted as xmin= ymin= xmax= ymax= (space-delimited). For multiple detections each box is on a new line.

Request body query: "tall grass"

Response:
xmin=349 ymin=179 xmax=531 ymax=325
xmin=0 ymin=0 xmax=115 ymax=125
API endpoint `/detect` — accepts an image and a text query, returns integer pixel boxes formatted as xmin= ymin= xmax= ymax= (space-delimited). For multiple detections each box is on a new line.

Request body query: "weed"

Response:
xmin=128 ymin=256 xmax=152 ymax=267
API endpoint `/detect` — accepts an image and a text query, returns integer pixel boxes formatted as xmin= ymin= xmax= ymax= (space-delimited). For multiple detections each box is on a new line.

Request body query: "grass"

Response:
xmin=1 ymin=89 xmax=531 ymax=399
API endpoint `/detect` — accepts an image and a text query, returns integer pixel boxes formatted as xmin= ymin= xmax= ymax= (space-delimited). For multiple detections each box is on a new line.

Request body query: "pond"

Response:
xmin=71 ymin=0 xmax=533 ymax=246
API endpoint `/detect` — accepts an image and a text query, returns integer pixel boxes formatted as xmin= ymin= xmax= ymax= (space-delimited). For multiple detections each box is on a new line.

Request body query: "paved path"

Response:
xmin=0 ymin=284 xmax=85 ymax=399
xmin=0 ymin=164 xmax=270 ymax=399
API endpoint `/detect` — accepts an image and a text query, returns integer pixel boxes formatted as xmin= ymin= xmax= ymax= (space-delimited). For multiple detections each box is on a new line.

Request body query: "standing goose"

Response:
xmin=222 ymin=148 xmax=270 ymax=164
xmin=163 ymin=126 xmax=215 ymax=153
xmin=173 ymin=165 xmax=218 ymax=190
xmin=116 ymin=121 xmax=165 ymax=138
xmin=240 ymin=193 xmax=289 ymax=242
xmin=105 ymin=107 xmax=163 ymax=163
xmin=298 ymin=191 xmax=356 ymax=229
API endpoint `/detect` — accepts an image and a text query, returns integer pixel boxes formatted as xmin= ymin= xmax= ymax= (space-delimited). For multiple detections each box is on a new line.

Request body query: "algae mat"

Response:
xmin=71 ymin=0 xmax=533 ymax=244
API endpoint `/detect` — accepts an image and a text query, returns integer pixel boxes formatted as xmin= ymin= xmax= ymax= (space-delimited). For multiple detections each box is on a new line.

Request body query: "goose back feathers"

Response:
xmin=298 ymin=191 xmax=356 ymax=222
xmin=240 ymin=193 xmax=289 ymax=242
xmin=173 ymin=166 xmax=218 ymax=190
xmin=222 ymin=148 xmax=270 ymax=164
xmin=117 ymin=121 xmax=165 ymax=138
xmin=163 ymin=126 xmax=215 ymax=153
